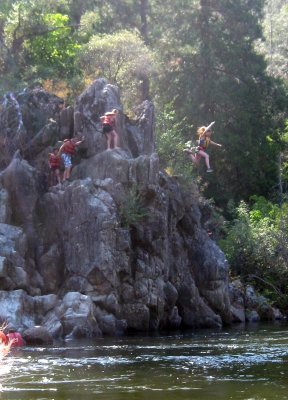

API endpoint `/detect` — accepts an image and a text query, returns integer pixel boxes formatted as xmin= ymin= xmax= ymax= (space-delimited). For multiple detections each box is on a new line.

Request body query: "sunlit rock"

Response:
xmin=0 ymin=78 xmax=257 ymax=340
xmin=23 ymin=326 xmax=53 ymax=345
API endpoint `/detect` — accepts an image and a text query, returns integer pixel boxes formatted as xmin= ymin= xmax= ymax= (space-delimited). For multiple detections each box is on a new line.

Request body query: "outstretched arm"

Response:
xmin=58 ymin=143 xmax=65 ymax=155
xmin=75 ymin=137 xmax=85 ymax=146
xmin=210 ymin=140 xmax=222 ymax=147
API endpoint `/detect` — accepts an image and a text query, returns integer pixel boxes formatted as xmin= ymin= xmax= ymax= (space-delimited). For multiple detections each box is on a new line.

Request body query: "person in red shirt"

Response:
xmin=100 ymin=109 xmax=119 ymax=150
xmin=59 ymin=136 xmax=85 ymax=182
xmin=48 ymin=147 xmax=61 ymax=186
xmin=6 ymin=331 xmax=24 ymax=347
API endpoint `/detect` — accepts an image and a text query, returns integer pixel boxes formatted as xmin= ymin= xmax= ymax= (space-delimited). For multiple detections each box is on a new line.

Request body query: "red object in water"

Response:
xmin=0 ymin=331 xmax=8 ymax=344
xmin=6 ymin=332 xmax=24 ymax=347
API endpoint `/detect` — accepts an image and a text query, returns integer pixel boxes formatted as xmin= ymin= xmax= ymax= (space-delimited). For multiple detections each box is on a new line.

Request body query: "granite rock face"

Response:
xmin=0 ymin=79 xmax=232 ymax=340
xmin=229 ymin=280 xmax=283 ymax=323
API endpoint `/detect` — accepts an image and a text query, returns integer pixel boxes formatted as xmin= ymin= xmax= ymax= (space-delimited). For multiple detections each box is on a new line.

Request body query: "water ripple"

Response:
xmin=2 ymin=324 xmax=288 ymax=400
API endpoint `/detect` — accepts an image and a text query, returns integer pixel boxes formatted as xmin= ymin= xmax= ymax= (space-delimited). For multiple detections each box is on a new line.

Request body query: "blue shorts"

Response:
xmin=62 ymin=153 xmax=72 ymax=168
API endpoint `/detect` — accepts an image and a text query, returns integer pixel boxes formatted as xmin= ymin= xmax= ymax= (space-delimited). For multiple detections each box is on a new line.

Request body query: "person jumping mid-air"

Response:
xmin=184 ymin=121 xmax=222 ymax=173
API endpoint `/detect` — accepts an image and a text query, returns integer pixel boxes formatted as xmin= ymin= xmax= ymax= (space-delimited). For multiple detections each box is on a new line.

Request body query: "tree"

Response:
xmin=258 ymin=0 xmax=288 ymax=82
xmin=152 ymin=0 xmax=286 ymax=204
xmin=77 ymin=1 xmax=152 ymax=101
xmin=26 ymin=13 xmax=80 ymax=79
xmin=0 ymin=1 xmax=78 ymax=91
xmin=156 ymin=102 xmax=194 ymax=179
xmin=77 ymin=30 xmax=155 ymax=109
xmin=219 ymin=196 xmax=288 ymax=309
xmin=0 ymin=0 xmax=287 ymax=207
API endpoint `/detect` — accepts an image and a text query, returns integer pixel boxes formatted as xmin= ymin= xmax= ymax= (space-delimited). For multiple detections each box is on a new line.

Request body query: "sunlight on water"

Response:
xmin=1 ymin=323 xmax=288 ymax=400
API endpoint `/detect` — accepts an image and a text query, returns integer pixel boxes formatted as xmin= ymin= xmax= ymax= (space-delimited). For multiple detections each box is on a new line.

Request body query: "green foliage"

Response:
xmin=25 ymin=13 xmax=80 ymax=79
xmin=156 ymin=102 xmax=195 ymax=181
xmin=119 ymin=185 xmax=148 ymax=228
xmin=80 ymin=0 xmax=142 ymax=35
xmin=281 ymin=121 xmax=288 ymax=187
xmin=152 ymin=0 xmax=286 ymax=204
xmin=66 ymin=0 xmax=99 ymax=25
xmin=0 ymin=0 xmax=287 ymax=208
xmin=219 ymin=196 xmax=288 ymax=308
xmin=257 ymin=0 xmax=288 ymax=81
xmin=77 ymin=30 xmax=155 ymax=108
xmin=0 ymin=0 xmax=83 ymax=92
xmin=78 ymin=11 xmax=102 ymax=42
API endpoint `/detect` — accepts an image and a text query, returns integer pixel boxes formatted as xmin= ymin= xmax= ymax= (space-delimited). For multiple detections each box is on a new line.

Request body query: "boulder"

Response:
xmin=23 ymin=326 xmax=53 ymax=345
xmin=0 ymin=88 xmax=63 ymax=169
xmin=59 ymin=105 xmax=74 ymax=140
xmin=245 ymin=309 xmax=260 ymax=323
xmin=0 ymin=256 xmax=8 ymax=277
xmin=0 ymin=290 xmax=35 ymax=330
xmin=0 ymin=188 xmax=11 ymax=223
xmin=229 ymin=280 xmax=245 ymax=322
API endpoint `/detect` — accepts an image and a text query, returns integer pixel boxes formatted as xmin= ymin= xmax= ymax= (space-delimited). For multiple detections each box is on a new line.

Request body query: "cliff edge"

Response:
xmin=0 ymin=79 xmax=232 ymax=339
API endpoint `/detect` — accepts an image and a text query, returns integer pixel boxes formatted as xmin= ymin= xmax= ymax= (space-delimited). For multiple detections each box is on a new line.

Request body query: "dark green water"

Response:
xmin=1 ymin=323 xmax=288 ymax=400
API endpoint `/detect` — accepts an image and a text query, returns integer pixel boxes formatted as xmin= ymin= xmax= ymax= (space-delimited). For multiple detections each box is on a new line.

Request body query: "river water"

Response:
xmin=1 ymin=322 xmax=288 ymax=400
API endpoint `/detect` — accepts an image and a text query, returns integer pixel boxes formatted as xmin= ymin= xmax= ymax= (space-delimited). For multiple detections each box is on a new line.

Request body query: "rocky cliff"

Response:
xmin=0 ymin=79 xmax=270 ymax=340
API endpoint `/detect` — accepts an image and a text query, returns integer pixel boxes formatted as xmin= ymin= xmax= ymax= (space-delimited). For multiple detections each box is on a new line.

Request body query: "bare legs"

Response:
xmin=55 ymin=169 xmax=61 ymax=184
xmin=63 ymin=166 xmax=72 ymax=181
xmin=185 ymin=149 xmax=211 ymax=170
xmin=49 ymin=169 xmax=61 ymax=186
xmin=106 ymin=130 xmax=120 ymax=149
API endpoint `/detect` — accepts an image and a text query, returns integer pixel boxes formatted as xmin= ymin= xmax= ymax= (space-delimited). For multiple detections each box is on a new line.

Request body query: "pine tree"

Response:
xmin=153 ymin=0 xmax=283 ymax=204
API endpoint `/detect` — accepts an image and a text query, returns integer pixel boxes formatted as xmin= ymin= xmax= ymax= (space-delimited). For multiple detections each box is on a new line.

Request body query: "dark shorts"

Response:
xmin=103 ymin=124 xmax=113 ymax=134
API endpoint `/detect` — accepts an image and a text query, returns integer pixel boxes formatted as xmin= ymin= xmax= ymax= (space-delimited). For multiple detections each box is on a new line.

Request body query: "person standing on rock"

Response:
xmin=48 ymin=147 xmax=61 ymax=186
xmin=184 ymin=122 xmax=222 ymax=173
xmin=100 ymin=109 xmax=119 ymax=149
xmin=59 ymin=136 xmax=85 ymax=182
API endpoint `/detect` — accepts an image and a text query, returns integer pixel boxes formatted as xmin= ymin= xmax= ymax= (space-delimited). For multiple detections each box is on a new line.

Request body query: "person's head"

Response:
xmin=197 ymin=124 xmax=213 ymax=137
xmin=53 ymin=147 xmax=58 ymax=155
xmin=197 ymin=126 xmax=206 ymax=137
xmin=104 ymin=109 xmax=118 ymax=116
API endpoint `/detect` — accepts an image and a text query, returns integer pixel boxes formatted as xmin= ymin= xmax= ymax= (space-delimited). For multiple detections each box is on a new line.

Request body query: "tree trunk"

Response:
xmin=278 ymin=152 xmax=283 ymax=204
xmin=139 ymin=0 xmax=150 ymax=100
xmin=140 ymin=0 xmax=148 ymax=44
xmin=139 ymin=73 xmax=150 ymax=101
